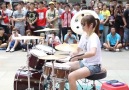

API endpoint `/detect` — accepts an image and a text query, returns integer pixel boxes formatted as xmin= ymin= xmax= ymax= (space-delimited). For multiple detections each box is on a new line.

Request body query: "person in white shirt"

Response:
xmin=48 ymin=31 xmax=61 ymax=48
xmin=6 ymin=28 xmax=21 ymax=52
xmin=59 ymin=15 xmax=102 ymax=90
xmin=0 ymin=2 xmax=12 ymax=34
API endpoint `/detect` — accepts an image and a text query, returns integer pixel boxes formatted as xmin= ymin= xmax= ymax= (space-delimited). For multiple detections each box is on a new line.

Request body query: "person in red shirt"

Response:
xmin=61 ymin=4 xmax=74 ymax=42
xmin=36 ymin=1 xmax=47 ymax=29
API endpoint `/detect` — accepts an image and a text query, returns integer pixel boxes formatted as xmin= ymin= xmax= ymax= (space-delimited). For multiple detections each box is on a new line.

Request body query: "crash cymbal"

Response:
xmin=38 ymin=55 xmax=67 ymax=60
xmin=34 ymin=28 xmax=59 ymax=32
xmin=55 ymin=43 xmax=78 ymax=52
xmin=13 ymin=36 xmax=41 ymax=40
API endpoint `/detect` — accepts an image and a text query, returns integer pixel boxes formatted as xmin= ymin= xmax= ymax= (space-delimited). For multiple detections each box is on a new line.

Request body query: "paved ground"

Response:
xmin=0 ymin=49 xmax=129 ymax=90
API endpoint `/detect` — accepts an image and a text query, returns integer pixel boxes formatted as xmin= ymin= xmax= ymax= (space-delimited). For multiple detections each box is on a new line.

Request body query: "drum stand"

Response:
xmin=26 ymin=42 xmax=32 ymax=90
xmin=51 ymin=40 xmax=56 ymax=90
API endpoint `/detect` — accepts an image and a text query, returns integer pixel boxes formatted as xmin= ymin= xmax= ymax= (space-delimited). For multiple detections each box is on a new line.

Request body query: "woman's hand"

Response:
xmin=70 ymin=57 xmax=78 ymax=62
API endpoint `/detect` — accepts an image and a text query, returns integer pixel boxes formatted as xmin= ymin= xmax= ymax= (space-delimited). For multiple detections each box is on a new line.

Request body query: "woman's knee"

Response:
xmin=68 ymin=72 xmax=77 ymax=82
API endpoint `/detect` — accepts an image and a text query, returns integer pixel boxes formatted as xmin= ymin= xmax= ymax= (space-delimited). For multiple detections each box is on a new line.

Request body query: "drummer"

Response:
xmin=59 ymin=15 xmax=102 ymax=90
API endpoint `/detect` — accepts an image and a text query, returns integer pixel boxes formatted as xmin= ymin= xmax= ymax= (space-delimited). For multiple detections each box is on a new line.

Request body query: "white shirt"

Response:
xmin=49 ymin=36 xmax=61 ymax=44
xmin=78 ymin=33 xmax=102 ymax=66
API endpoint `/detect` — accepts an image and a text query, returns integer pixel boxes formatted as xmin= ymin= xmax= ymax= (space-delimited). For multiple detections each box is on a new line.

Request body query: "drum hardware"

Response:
xmin=14 ymin=36 xmax=41 ymax=90
xmin=34 ymin=28 xmax=59 ymax=32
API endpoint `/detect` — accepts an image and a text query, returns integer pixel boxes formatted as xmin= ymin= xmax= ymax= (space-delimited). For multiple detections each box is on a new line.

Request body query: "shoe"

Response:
xmin=104 ymin=48 xmax=109 ymax=51
xmin=125 ymin=47 xmax=129 ymax=50
xmin=10 ymin=48 xmax=15 ymax=52
xmin=115 ymin=49 xmax=120 ymax=52
xmin=6 ymin=48 xmax=10 ymax=52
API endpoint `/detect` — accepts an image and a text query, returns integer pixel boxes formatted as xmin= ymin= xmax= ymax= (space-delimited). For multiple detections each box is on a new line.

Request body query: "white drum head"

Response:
xmin=70 ymin=10 xmax=99 ymax=35
xmin=45 ymin=62 xmax=71 ymax=70
xmin=35 ymin=45 xmax=56 ymax=54
xmin=29 ymin=49 xmax=47 ymax=57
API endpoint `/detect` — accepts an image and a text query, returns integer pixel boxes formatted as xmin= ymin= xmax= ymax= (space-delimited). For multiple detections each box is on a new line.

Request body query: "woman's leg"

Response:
xmin=68 ymin=67 xmax=91 ymax=90
xmin=59 ymin=61 xmax=81 ymax=90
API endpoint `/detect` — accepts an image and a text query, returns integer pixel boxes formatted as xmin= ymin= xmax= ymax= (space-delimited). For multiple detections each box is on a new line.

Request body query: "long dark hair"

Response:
xmin=81 ymin=15 xmax=100 ymax=35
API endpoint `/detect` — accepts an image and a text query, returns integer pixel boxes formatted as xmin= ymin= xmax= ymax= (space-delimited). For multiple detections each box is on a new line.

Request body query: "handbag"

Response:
xmin=2 ymin=10 xmax=9 ymax=24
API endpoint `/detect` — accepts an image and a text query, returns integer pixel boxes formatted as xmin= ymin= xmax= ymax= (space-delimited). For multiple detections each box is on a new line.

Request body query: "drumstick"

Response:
xmin=69 ymin=53 xmax=84 ymax=61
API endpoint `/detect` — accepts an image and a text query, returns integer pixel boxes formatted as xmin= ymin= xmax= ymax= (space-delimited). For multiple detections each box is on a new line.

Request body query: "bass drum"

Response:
xmin=14 ymin=67 xmax=44 ymax=90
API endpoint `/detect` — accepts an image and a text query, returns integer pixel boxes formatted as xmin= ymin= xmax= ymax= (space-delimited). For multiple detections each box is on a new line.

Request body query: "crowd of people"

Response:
xmin=0 ymin=0 xmax=129 ymax=52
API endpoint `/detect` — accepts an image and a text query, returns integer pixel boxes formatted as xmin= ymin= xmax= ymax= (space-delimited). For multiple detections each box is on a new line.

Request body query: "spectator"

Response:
xmin=0 ymin=27 xmax=8 ymax=50
xmin=103 ymin=27 xmax=122 ymax=52
xmin=0 ymin=2 xmax=12 ymax=34
xmin=21 ymin=30 xmax=35 ymax=51
xmin=56 ymin=2 xmax=64 ymax=40
xmin=61 ymin=4 xmax=73 ymax=41
xmin=123 ymin=2 xmax=129 ymax=50
xmin=36 ymin=1 xmax=47 ymax=30
xmin=13 ymin=3 xmax=26 ymax=35
xmin=64 ymin=29 xmax=77 ymax=44
xmin=114 ymin=4 xmax=126 ymax=44
xmin=48 ymin=31 xmax=61 ymax=48
xmin=46 ymin=1 xmax=59 ymax=29
xmin=26 ymin=3 xmax=38 ymax=35
xmin=6 ymin=28 xmax=22 ymax=52
xmin=72 ymin=3 xmax=81 ymax=15
xmin=94 ymin=7 xmax=104 ymax=46
xmin=38 ymin=33 xmax=45 ymax=45
xmin=100 ymin=4 xmax=111 ymax=43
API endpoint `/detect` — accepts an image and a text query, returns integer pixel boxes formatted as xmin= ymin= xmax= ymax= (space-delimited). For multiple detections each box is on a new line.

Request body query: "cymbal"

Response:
xmin=55 ymin=43 xmax=78 ymax=52
xmin=38 ymin=55 xmax=67 ymax=60
xmin=13 ymin=36 xmax=41 ymax=40
xmin=34 ymin=28 xmax=59 ymax=32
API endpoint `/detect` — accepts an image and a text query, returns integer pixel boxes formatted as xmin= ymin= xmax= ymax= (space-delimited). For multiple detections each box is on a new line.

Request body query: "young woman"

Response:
xmin=59 ymin=15 xmax=102 ymax=90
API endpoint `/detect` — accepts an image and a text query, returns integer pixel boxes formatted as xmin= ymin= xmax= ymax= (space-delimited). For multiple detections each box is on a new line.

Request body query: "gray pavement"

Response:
xmin=0 ymin=49 xmax=129 ymax=90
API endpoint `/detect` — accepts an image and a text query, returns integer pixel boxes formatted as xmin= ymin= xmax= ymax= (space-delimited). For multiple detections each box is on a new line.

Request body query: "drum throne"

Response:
xmin=77 ymin=67 xmax=107 ymax=90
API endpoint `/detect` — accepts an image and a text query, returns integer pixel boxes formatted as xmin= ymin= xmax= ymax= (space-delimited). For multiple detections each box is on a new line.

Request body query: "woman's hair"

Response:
xmin=81 ymin=15 xmax=100 ymax=35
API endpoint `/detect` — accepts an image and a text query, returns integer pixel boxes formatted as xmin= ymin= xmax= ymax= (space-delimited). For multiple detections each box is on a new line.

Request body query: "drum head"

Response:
xmin=35 ymin=45 xmax=56 ymax=54
xmin=29 ymin=49 xmax=47 ymax=57
xmin=45 ymin=62 xmax=71 ymax=70
xmin=71 ymin=10 xmax=99 ymax=35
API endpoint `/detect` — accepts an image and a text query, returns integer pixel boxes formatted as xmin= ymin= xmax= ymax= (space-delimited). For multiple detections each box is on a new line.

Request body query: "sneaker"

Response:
xmin=125 ymin=47 xmax=129 ymax=50
xmin=115 ymin=49 xmax=120 ymax=52
xmin=10 ymin=48 xmax=15 ymax=52
xmin=105 ymin=48 xmax=109 ymax=51
xmin=6 ymin=48 xmax=10 ymax=52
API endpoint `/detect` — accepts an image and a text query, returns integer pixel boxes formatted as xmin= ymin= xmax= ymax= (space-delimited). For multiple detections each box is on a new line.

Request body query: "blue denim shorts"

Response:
xmin=79 ymin=61 xmax=101 ymax=75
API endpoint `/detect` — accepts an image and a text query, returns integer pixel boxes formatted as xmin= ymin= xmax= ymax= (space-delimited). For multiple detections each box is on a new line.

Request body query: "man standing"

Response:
xmin=0 ymin=2 xmax=12 ymax=34
xmin=13 ymin=3 xmax=26 ymax=35
xmin=36 ymin=1 xmax=47 ymax=29
xmin=26 ymin=3 xmax=38 ymax=35
xmin=123 ymin=2 xmax=129 ymax=50
xmin=46 ymin=1 xmax=59 ymax=29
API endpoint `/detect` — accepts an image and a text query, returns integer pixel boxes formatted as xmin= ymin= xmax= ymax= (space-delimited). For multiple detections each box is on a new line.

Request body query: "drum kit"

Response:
xmin=13 ymin=10 xmax=99 ymax=90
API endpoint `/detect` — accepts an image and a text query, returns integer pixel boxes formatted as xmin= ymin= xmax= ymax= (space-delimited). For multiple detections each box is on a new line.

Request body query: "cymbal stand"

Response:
xmin=51 ymin=39 xmax=56 ymax=90
xmin=26 ymin=41 xmax=32 ymax=90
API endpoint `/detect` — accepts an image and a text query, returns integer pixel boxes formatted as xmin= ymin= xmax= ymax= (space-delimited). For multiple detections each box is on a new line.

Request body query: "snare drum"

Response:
xmin=35 ymin=45 xmax=56 ymax=54
xmin=43 ymin=62 xmax=71 ymax=79
xmin=29 ymin=49 xmax=47 ymax=70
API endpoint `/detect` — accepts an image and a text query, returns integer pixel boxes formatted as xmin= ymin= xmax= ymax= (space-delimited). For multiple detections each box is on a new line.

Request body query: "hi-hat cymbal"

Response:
xmin=34 ymin=28 xmax=59 ymax=32
xmin=13 ymin=36 xmax=41 ymax=40
xmin=55 ymin=43 xmax=78 ymax=52
xmin=38 ymin=55 xmax=67 ymax=60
